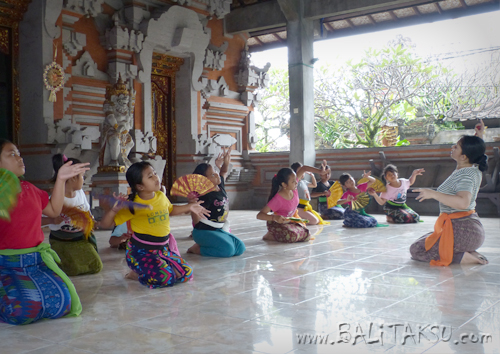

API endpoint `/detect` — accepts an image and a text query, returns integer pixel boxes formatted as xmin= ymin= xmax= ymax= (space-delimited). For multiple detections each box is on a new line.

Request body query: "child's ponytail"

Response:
xmin=125 ymin=161 xmax=153 ymax=214
xmin=267 ymin=168 xmax=295 ymax=202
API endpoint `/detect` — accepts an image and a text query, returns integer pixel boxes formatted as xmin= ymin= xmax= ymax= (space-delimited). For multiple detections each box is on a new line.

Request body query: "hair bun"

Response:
xmin=475 ymin=154 xmax=488 ymax=172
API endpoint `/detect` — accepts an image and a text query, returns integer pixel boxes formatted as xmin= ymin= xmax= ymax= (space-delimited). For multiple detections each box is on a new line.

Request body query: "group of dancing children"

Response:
xmin=0 ymin=120 xmax=489 ymax=326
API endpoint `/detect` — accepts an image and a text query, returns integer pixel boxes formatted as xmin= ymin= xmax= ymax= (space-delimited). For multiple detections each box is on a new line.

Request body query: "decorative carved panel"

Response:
xmin=151 ymin=53 xmax=184 ymax=191
xmin=0 ymin=0 xmax=29 ymax=143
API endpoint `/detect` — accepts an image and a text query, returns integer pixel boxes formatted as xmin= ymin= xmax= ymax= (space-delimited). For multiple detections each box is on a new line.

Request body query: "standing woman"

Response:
xmin=410 ymin=120 xmax=489 ymax=265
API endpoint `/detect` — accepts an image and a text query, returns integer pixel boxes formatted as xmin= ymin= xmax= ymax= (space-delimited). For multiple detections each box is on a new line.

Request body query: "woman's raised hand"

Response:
xmin=475 ymin=119 xmax=485 ymax=139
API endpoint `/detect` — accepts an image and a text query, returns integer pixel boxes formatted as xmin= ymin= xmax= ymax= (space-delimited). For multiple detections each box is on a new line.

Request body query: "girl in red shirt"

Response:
xmin=0 ymin=139 xmax=89 ymax=325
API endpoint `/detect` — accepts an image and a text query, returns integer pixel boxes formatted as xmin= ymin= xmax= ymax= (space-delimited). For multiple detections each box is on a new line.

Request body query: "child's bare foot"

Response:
xmin=125 ymin=271 xmax=139 ymax=280
xmin=386 ymin=216 xmax=395 ymax=223
xmin=187 ymin=243 xmax=201 ymax=254
xmin=461 ymin=251 xmax=488 ymax=265
xmin=262 ymin=232 xmax=275 ymax=241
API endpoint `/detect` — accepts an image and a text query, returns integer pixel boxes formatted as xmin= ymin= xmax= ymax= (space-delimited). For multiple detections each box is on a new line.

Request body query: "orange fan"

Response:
xmin=171 ymin=174 xmax=216 ymax=199
xmin=61 ymin=206 xmax=95 ymax=239
xmin=327 ymin=181 xmax=344 ymax=209
xmin=358 ymin=176 xmax=386 ymax=193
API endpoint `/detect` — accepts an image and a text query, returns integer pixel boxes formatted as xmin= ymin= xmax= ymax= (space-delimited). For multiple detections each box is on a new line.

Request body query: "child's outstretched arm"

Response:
xmin=257 ymin=205 xmax=287 ymax=223
xmin=368 ymin=189 xmax=387 ymax=205
xmin=362 ymin=170 xmax=375 ymax=188
xmin=296 ymin=160 xmax=330 ymax=181
xmin=306 ymin=172 xmax=317 ymax=188
xmin=42 ymin=161 xmax=90 ymax=218
xmin=171 ymin=201 xmax=210 ymax=219
xmin=409 ymin=168 xmax=425 ymax=186
xmin=217 ymin=146 xmax=232 ymax=179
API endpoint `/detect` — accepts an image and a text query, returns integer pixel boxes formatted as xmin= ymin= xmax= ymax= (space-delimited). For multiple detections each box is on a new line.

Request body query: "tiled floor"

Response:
xmin=1 ymin=212 xmax=499 ymax=354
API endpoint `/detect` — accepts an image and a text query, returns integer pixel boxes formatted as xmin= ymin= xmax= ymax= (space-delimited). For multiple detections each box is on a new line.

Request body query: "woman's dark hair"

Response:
xmin=193 ymin=163 xmax=210 ymax=177
xmin=290 ymin=162 xmax=302 ymax=173
xmin=52 ymin=153 xmax=82 ymax=182
xmin=338 ymin=173 xmax=352 ymax=186
xmin=268 ymin=168 xmax=295 ymax=202
xmin=126 ymin=161 xmax=153 ymax=214
xmin=459 ymin=136 xmax=488 ymax=172
xmin=383 ymin=164 xmax=398 ymax=177
xmin=0 ymin=139 xmax=11 ymax=155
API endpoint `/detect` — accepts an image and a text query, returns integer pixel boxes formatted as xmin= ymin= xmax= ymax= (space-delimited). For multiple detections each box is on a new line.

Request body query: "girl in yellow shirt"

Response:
xmin=101 ymin=161 xmax=208 ymax=288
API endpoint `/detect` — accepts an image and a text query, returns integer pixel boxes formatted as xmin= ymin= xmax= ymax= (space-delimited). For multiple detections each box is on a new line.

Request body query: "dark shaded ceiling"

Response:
xmin=228 ymin=0 xmax=500 ymax=52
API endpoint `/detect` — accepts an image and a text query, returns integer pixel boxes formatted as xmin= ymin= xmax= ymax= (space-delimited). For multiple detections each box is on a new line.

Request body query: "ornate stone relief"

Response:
xmin=44 ymin=0 xmax=63 ymax=39
xmin=62 ymin=29 xmax=86 ymax=56
xmin=103 ymin=19 xmax=144 ymax=52
xmin=63 ymin=0 xmax=104 ymax=17
xmin=48 ymin=116 xmax=101 ymax=151
xmin=137 ymin=6 xmax=210 ymax=91
xmin=73 ymin=51 xmax=108 ymax=79
xmin=236 ymin=47 xmax=270 ymax=107
xmin=204 ymin=41 xmax=228 ymax=71
xmin=201 ymin=76 xmax=228 ymax=99
xmin=206 ymin=0 xmax=232 ymax=19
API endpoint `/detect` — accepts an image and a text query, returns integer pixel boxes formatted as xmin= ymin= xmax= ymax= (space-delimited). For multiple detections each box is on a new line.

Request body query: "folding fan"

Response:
xmin=170 ymin=174 xmax=216 ymax=199
xmin=0 ymin=168 xmax=21 ymax=221
xmin=358 ymin=177 xmax=386 ymax=193
xmin=96 ymin=194 xmax=153 ymax=211
xmin=287 ymin=217 xmax=309 ymax=223
xmin=61 ymin=206 xmax=95 ymax=238
xmin=351 ymin=192 xmax=370 ymax=211
xmin=327 ymin=181 xmax=344 ymax=209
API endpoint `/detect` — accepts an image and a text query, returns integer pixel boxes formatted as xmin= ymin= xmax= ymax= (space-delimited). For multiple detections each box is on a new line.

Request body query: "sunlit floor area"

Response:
xmin=1 ymin=211 xmax=499 ymax=354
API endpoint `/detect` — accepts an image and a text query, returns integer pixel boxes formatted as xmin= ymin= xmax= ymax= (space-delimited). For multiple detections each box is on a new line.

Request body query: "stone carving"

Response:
xmin=170 ymin=0 xmax=231 ymax=18
xmin=48 ymin=117 xmax=100 ymax=151
xmin=137 ymin=6 xmax=210 ymax=91
xmin=103 ymin=20 xmax=144 ymax=53
xmin=236 ymin=47 xmax=271 ymax=90
xmin=63 ymin=0 xmax=104 ymax=17
xmin=204 ymin=41 xmax=228 ymax=71
xmin=201 ymin=76 xmax=228 ymax=99
xmin=73 ymin=51 xmax=108 ymax=80
xmin=63 ymin=29 xmax=86 ymax=57
xmin=207 ymin=0 xmax=232 ymax=19
xmin=100 ymin=76 xmax=136 ymax=168
xmin=44 ymin=0 xmax=63 ymax=39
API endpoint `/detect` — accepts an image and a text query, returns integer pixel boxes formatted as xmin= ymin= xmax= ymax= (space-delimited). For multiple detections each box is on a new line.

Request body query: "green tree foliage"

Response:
xmin=254 ymin=67 xmax=290 ymax=152
xmin=314 ymin=44 xmax=443 ymax=148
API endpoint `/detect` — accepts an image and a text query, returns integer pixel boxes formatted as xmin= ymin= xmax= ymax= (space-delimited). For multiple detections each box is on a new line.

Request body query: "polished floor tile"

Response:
xmin=2 ymin=211 xmax=499 ymax=354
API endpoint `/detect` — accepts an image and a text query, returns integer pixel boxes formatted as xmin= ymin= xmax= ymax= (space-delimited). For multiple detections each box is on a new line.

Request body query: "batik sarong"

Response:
xmin=0 ymin=243 xmax=81 ymax=325
xmin=383 ymin=201 xmax=420 ymax=223
xmin=409 ymin=213 xmax=484 ymax=264
xmin=125 ymin=233 xmax=193 ymax=289
xmin=317 ymin=198 xmax=345 ymax=220
xmin=266 ymin=221 xmax=310 ymax=243
xmin=343 ymin=208 xmax=377 ymax=228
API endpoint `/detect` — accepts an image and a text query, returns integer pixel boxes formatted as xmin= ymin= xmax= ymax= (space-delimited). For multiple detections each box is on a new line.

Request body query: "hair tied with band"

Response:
xmin=62 ymin=154 xmax=68 ymax=162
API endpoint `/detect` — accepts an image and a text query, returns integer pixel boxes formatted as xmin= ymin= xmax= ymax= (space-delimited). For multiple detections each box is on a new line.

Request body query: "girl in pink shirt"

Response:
xmin=257 ymin=163 xmax=329 ymax=243
xmin=369 ymin=164 xmax=424 ymax=223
